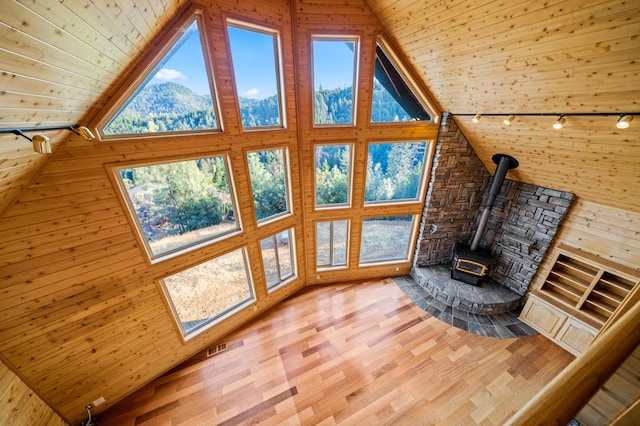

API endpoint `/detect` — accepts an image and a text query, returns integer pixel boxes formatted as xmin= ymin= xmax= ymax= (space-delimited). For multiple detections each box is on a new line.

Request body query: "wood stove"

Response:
xmin=451 ymin=153 xmax=519 ymax=285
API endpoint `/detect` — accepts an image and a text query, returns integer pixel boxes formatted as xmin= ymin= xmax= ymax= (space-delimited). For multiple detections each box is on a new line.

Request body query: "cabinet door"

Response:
xmin=520 ymin=296 xmax=567 ymax=338
xmin=556 ymin=317 xmax=597 ymax=356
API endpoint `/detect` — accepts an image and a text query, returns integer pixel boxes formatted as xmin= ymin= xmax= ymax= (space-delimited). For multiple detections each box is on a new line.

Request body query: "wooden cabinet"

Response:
xmin=555 ymin=317 xmax=597 ymax=355
xmin=521 ymin=244 xmax=639 ymax=356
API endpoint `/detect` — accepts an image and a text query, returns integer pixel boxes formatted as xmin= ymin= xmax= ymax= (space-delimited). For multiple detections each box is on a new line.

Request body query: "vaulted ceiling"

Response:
xmin=1 ymin=0 xmax=639 ymax=216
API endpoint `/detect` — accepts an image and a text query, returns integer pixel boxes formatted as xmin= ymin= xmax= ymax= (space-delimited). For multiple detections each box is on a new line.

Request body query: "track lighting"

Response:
xmin=553 ymin=115 xmax=566 ymax=130
xmin=616 ymin=115 xmax=632 ymax=129
xmin=1 ymin=124 xmax=97 ymax=153
xmin=32 ymin=134 xmax=51 ymax=154
xmin=75 ymin=126 xmax=96 ymax=141
xmin=452 ymin=112 xmax=637 ymax=130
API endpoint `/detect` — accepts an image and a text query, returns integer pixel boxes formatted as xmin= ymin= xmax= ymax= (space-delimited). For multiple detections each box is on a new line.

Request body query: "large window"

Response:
xmin=312 ymin=36 xmax=359 ymax=126
xmin=316 ymin=220 xmax=349 ymax=270
xmin=227 ymin=20 xmax=284 ymax=129
xmin=314 ymin=144 xmax=352 ymax=208
xmin=260 ymin=229 xmax=296 ymax=291
xmin=371 ymin=39 xmax=432 ymax=123
xmin=115 ymin=155 xmax=239 ymax=261
xmin=360 ymin=216 xmax=416 ymax=264
xmin=247 ymin=148 xmax=291 ymax=224
xmin=365 ymin=142 xmax=428 ymax=204
xmin=160 ymin=248 xmax=254 ymax=339
xmin=103 ymin=16 xmax=220 ymax=136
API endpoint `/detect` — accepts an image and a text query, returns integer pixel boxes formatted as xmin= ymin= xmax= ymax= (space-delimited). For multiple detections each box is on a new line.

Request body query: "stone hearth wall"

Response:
xmin=476 ymin=181 xmax=575 ymax=295
xmin=415 ymin=113 xmax=575 ymax=297
xmin=415 ymin=113 xmax=490 ymax=266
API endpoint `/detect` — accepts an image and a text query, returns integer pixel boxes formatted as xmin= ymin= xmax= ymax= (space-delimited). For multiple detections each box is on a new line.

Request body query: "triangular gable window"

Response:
xmin=371 ymin=38 xmax=432 ymax=123
xmin=102 ymin=14 xmax=220 ymax=136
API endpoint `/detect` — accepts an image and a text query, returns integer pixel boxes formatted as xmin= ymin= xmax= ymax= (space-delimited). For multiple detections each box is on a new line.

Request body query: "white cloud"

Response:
xmin=245 ymin=88 xmax=259 ymax=97
xmin=154 ymin=68 xmax=187 ymax=80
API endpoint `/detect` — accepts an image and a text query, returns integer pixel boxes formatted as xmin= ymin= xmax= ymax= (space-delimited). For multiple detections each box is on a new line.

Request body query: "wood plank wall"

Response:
xmin=0 ymin=0 xmax=184 ymax=215
xmin=0 ymin=1 xmax=308 ymax=424
xmin=0 ymin=362 xmax=67 ymax=426
xmin=1 ymin=0 xmax=639 ymax=423
xmin=0 ymin=0 xmax=442 ymax=423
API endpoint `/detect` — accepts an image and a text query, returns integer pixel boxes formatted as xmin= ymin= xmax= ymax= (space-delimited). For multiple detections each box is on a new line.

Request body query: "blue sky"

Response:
xmin=145 ymin=21 xmax=357 ymax=99
xmin=149 ymin=22 xmax=211 ymax=96
xmin=227 ymin=26 xmax=278 ymax=99
xmin=148 ymin=21 xmax=279 ymax=99
xmin=313 ymin=40 xmax=356 ymax=91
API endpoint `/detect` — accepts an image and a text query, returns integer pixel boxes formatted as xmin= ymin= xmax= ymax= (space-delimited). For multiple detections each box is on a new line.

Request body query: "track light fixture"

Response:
xmin=553 ymin=115 xmax=566 ymax=130
xmin=453 ymin=112 xmax=637 ymax=130
xmin=616 ymin=115 xmax=633 ymax=129
xmin=1 ymin=124 xmax=96 ymax=153
xmin=8 ymin=130 xmax=52 ymax=154
xmin=72 ymin=126 xmax=96 ymax=142
xmin=31 ymin=134 xmax=52 ymax=154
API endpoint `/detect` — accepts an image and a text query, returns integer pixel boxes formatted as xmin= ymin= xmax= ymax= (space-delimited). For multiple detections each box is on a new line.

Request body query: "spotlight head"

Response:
xmin=472 ymin=113 xmax=482 ymax=123
xmin=503 ymin=115 xmax=515 ymax=126
xmin=616 ymin=115 xmax=632 ymax=129
xmin=77 ymin=126 xmax=95 ymax=142
xmin=553 ymin=115 xmax=566 ymax=130
xmin=32 ymin=134 xmax=51 ymax=154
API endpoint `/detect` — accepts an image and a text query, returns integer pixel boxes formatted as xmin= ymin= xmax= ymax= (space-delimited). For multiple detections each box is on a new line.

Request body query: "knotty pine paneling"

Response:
xmin=0 ymin=0 xmax=182 ymax=215
xmin=0 ymin=361 xmax=67 ymax=426
xmin=366 ymin=0 xmax=640 ymax=213
xmin=454 ymin=115 xmax=640 ymax=214
xmin=0 ymin=1 xmax=306 ymax=424
xmin=1 ymin=0 xmax=638 ymax=422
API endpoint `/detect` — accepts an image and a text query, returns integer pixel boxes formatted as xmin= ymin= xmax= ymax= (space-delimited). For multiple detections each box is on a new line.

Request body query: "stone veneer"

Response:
xmin=414 ymin=113 xmax=490 ymax=267
xmin=414 ymin=113 xmax=575 ymax=299
xmin=477 ymin=180 xmax=575 ymax=295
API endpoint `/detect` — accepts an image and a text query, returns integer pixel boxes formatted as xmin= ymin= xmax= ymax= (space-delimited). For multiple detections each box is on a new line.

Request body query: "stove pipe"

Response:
xmin=469 ymin=154 xmax=519 ymax=251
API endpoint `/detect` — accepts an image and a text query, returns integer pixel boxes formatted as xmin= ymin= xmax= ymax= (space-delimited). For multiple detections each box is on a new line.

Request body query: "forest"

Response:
xmin=104 ymin=79 xmax=415 ymax=134
xmin=114 ymin=80 xmax=426 ymax=252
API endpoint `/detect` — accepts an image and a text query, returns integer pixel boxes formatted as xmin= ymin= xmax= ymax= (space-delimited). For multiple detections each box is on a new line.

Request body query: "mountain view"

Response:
xmin=105 ymin=80 xmax=418 ymax=135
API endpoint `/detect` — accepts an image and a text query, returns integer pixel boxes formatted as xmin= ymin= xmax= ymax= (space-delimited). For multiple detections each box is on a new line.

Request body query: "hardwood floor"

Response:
xmin=99 ymin=277 xmax=574 ymax=425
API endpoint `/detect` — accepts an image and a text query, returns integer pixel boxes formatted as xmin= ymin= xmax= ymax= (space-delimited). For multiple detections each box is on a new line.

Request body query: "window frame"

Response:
xmin=369 ymin=36 xmax=440 ymax=126
xmin=246 ymin=147 xmax=293 ymax=226
xmin=315 ymin=219 xmax=351 ymax=271
xmin=96 ymin=7 xmax=223 ymax=140
xmin=108 ymin=153 xmax=242 ymax=265
xmin=259 ymin=228 xmax=297 ymax=292
xmin=313 ymin=142 xmax=354 ymax=210
xmin=311 ymin=34 xmax=360 ymax=127
xmin=358 ymin=214 xmax=419 ymax=266
xmin=226 ymin=18 xmax=287 ymax=131
xmin=363 ymin=140 xmax=430 ymax=206
xmin=158 ymin=247 xmax=256 ymax=341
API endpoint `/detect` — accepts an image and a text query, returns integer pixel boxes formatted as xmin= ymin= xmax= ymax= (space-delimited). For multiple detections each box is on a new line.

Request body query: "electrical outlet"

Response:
xmin=93 ymin=396 xmax=106 ymax=407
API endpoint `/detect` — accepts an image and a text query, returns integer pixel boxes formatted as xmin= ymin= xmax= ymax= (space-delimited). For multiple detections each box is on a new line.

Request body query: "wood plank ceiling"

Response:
xmin=365 ymin=0 xmax=640 ymax=212
xmin=1 ymin=0 xmax=639 ymax=215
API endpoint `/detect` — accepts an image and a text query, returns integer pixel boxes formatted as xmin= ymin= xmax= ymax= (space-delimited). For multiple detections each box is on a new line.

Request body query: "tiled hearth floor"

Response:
xmin=394 ymin=275 xmax=538 ymax=339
